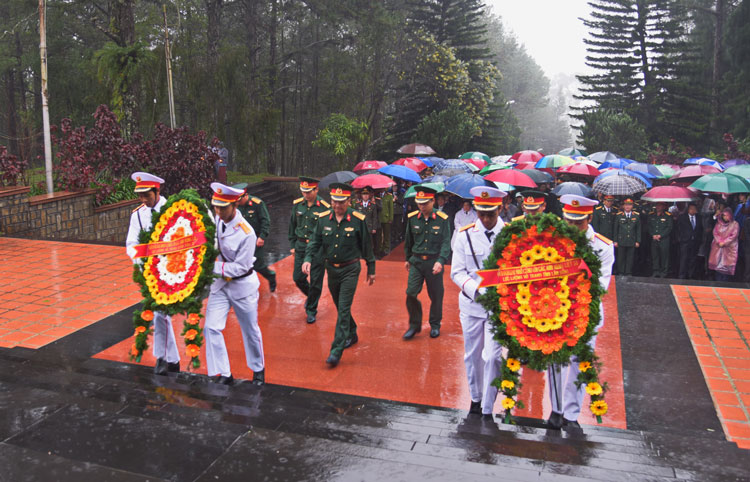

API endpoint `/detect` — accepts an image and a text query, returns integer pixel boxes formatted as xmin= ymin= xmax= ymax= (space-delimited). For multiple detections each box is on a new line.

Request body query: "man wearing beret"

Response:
xmin=234 ymin=183 xmax=276 ymax=292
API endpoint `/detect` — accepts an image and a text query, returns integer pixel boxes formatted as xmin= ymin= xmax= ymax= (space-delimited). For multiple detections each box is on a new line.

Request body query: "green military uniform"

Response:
xmin=288 ymin=193 xmax=330 ymax=321
xmin=592 ymin=204 xmax=617 ymax=240
xmin=379 ymin=191 xmax=394 ymax=255
xmin=306 ymin=203 xmax=375 ymax=362
xmin=405 ymin=208 xmax=452 ymax=333
xmin=235 ymin=186 xmax=276 ymax=291
xmin=648 ymin=209 xmax=673 ymax=277
xmin=613 ymin=208 xmax=641 ymax=276
xmin=353 ymin=191 xmax=380 ymax=256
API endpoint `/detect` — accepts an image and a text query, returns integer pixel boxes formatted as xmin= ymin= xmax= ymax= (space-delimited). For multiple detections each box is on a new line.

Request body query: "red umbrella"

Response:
xmin=511 ymin=150 xmax=543 ymax=164
xmin=484 ymin=169 xmax=538 ymax=188
xmin=392 ymin=157 xmax=428 ymax=172
xmin=641 ymin=185 xmax=698 ymax=202
xmin=351 ymin=174 xmax=396 ymax=189
xmin=397 ymin=143 xmax=436 ymax=156
xmin=557 ymin=163 xmax=601 ymax=177
xmin=670 ymin=164 xmax=721 ymax=180
xmin=463 ymin=157 xmax=488 ymax=170
xmin=353 ymin=160 xmax=387 ymax=173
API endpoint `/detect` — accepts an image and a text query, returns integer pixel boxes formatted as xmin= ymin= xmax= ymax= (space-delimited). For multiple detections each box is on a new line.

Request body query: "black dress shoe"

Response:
xmin=215 ymin=375 xmax=234 ymax=385
xmin=325 ymin=353 xmax=341 ymax=367
xmin=307 ymin=314 xmax=316 ymax=324
xmin=252 ymin=369 xmax=265 ymax=386
xmin=344 ymin=334 xmax=358 ymax=349
xmin=402 ymin=327 xmax=421 ymax=340
xmin=154 ymin=358 xmax=168 ymax=375
xmin=269 ymin=276 xmax=277 ymax=292
xmin=167 ymin=361 xmax=180 ymax=373
xmin=547 ymin=411 xmax=563 ymax=430
xmin=563 ymin=419 xmax=580 ymax=428
xmin=429 ymin=328 xmax=440 ymax=338
xmin=469 ymin=400 xmax=482 ymax=414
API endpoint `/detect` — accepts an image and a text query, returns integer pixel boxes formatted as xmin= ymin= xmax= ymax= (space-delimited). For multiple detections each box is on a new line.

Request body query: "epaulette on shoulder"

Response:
xmin=666 ymin=212 xmax=672 ymax=216
xmin=293 ymin=197 xmax=304 ymax=204
xmin=459 ymin=222 xmax=475 ymax=232
xmin=436 ymin=210 xmax=449 ymax=220
xmin=317 ymin=210 xmax=331 ymax=217
xmin=132 ymin=203 xmax=145 ymax=213
xmin=320 ymin=199 xmax=331 ymax=208
xmin=251 ymin=196 xmax=262 ymax=204
xmin=511 ymin=215 xmax=525 ymax=222
xmin=351 ymin=210 xmax=365 ymax=221
xmin=239 ymin=222 xmax=252 ymax=235
xmin=408 ymin=210 xmax=419 ymax=218
xmin=595 ymin=233 xmax=613 ymax=245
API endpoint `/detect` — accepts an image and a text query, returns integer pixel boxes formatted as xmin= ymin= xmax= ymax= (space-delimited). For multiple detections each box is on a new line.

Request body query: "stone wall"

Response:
xmin=0 ymin=186 xmax=138 ymax=243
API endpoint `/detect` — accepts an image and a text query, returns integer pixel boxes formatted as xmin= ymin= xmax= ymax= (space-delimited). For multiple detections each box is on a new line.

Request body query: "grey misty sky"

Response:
xmin=485 ymin=0 xmax=595 ymax=78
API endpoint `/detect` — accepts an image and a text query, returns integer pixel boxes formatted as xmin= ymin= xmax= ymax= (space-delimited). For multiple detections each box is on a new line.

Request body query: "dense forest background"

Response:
xmin=1 ymin=0 xmax=748 ymax=177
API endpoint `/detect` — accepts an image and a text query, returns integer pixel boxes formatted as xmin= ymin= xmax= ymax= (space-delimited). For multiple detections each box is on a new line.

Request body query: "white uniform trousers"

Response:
xmin=459 ymin=311 xmax=486 ymax=403
xmin=482 ymin=323 xmax=508 ymax=415
xmin=204 ymin=282 xmax=265 ymax=377
xmin=152 ymin=311 xmax=180 ymax=363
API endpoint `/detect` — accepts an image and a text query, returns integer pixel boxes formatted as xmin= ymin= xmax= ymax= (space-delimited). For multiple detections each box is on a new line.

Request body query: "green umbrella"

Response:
xmin=478 ymin=163 xmax=511 ymax=175
xmin=725 ymin=165 xmax=750 ymax=178
xmin=405 ymin=181 xmax=445 ymax=198
xmin=689 ymin=173 xmax=750 ymax=194
xmin=459 ymin=151 xmax=491 ymax=162
xmin=655 ymin=165 xmax=676 ymax=179
xmin=558 ymin=148 xmax=588 ymax=157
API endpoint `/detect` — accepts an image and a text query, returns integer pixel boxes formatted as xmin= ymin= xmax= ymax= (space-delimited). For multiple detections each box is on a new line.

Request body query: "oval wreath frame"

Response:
xmin=477 ymin=213 xmax=610 ymax=422
xmin=130 ymin=188 xmax=218 ymax=369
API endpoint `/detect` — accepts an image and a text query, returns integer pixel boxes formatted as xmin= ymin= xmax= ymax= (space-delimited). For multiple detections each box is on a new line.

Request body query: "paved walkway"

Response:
xmin=672 ymin=285 xmax=750 ymax=449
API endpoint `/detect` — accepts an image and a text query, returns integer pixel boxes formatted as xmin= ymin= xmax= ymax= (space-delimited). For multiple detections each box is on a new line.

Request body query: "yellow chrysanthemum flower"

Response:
xmin=560 ymin=299 xmax=572 ymax=310
xmin=585 ymin=382 xmax=603 ymax=396
xmin=531 ymin=245 xmax=546 ymax=260
xmin=516 ymin=290 xmax=531 ymax=304
xmin=502 ymin=398 xmax=516 ymax=410
xmin=520 ymin=251 xmax=535 ymax=266
xmin=543 ymin=247 xmax=559 ymax=262
xmin=590 ymin=400 xmax=608 ymax=416
xmin=501 ymin=380 xmax=515 ymax=390
xmin=556 ymin=286 xmax=570 ymax=299
xmin=521 ymin=316 xmax=535 ymax=328
xmin=506 ymin=358 xmax=521 ymax=372
xmin=535 ymin=318 xmax=552 ymax=332
xmin=579 ymin=361 xmax=592 ymax=372
xmin=519 ymin=306 xmax=532 ymax=317
xmin=554 ymin=309 xmax=568 ymax=323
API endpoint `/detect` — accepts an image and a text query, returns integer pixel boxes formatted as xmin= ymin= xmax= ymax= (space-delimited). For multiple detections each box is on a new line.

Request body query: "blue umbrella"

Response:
xmin=683 ymin=157 xmax=725 ymax=171
xmin=551 ymin=181 xmax=593 ymax=197
xmin=444 ymin=173 xmax=493 ymax=199
xmin=416 ymin=157 xmax=434 ymax=167
xmin=595 ymin=169 xmax=653 ymax=188
xmin=378 ymin=164 xmax=421 ymax=183
xmin=422 ymin=174 xmax=450 ymax=183
xmin=599 ymin=158 xmax=635 ymax=169
xmin=433 ymin=159 xmax=473 ymax=174
xmin=625 ymin=162 xmax=662 ymax=177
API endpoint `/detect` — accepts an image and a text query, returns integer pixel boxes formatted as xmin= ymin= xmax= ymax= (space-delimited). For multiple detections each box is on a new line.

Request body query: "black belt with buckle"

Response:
xmin=223 ymin=268 xmax=254 ymax=282
xmin=416 ymin=254 xmax=438 ymax=261
xmin=327 ymin=258 xmax=359 ymax=268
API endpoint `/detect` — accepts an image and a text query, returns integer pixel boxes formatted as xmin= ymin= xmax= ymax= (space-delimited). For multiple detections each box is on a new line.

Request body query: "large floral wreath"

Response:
xmin=131 ymin=189 xmax=218 ymax=369
xmin=477 ymin=213 xmax=609 ymax=423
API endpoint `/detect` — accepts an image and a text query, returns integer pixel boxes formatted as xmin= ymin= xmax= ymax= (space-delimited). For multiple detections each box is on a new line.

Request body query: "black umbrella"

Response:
xmin=518 ymin=169 xmax=554 ymax=184
xmin=319 ymin=171 xmax=358 ymax=189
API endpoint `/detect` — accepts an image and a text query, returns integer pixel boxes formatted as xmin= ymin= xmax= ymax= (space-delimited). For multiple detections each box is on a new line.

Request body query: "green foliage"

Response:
xmin=578 ymin=109 xmax=648 ymax=159
xmin=312 ymin=113 xmax=369 ymax=170
xmin=95 ymin=178 xmax=137 ymax=207
xmin=413 ymin=106 xmax=479 ymax=157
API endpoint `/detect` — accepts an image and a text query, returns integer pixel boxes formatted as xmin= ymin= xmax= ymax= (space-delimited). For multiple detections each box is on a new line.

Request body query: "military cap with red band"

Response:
xmin=414 ymin=186 xmax=438 ymax=204
xmin=328 ymin=182 xmax=353 ymax=201
xmin=210 ymin=182 xmax=244 ymax=206
xmin=131 ymin=172 xmax=165 ymax=192
xmin=469 ymin=185 xmax=507 ymax=211
xmin=560 ymin=194 xmax=598 ymax=220
xmin=299 ymin=176 xmax=319 ymax=192
xmin=519 ymin=190 xmax=547 ymax=210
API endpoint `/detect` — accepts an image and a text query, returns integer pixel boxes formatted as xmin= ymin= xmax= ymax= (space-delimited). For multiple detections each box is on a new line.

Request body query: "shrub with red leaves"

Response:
xmin=645 ymin=138 xmax=697 ymax=165
xmin=722 ymin=133 xmax=750 ymax=161
xmin=0 ymin=145 xmax=28 ymax=187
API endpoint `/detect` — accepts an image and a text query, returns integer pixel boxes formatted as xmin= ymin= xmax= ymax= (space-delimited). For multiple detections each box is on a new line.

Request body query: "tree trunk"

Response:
xmin=206 ymin=0 xmax=223 ymax=134
xmin=710 ymin=0 xmax=725 ymax=141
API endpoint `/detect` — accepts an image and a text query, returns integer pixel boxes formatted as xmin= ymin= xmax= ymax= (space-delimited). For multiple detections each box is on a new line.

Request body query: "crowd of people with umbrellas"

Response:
xmin=327 ymin=143 xmax=750 ymax=283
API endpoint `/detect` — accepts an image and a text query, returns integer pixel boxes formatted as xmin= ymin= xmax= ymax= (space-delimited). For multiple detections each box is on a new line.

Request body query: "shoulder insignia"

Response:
xmin=352 ymin=210 xmax=366 ymax=221
xmin=251 ymin=196 xmax=262 ymax=204
xmin=320 ymin=199 xmax=331 ymax=208
xmin=595 ymin=233 xmax=613 ymax=245
xmin=408 ymin=210 xmax=419 ymax=218
xmin=459 ymin=222 xmax=476 ymax=232
xmin=132 ymin=203 xmax=145 ymax=213
xmin=317 ymin=210 xmax=331 ymax=217
xmin=666 ymin=212 xmax=672 ymax=216
xmin=239 ymin=222 xmax=252 ymax=235
xmin=293 ymin=197 xmax=304 ymax=204
xmin=436 ymin=210 xmax=449 ymax=220
xmin=511 ymin=215 xmax=525 ymax=222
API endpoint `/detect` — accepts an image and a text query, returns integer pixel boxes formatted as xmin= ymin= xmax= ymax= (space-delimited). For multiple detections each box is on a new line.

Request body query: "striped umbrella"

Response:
xmin=592 ymin=172 xmax=648 ymax=195
xmin=535 ymin=155 xmax=575 ymax=169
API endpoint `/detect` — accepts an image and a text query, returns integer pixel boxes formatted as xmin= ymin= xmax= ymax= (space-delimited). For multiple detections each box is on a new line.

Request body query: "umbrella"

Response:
xmin=689 ymin=173 xmax=750 ymax=194
xmin=600 ymin=158 xmax=635 ymax=169
xmin=511 ymin=150 xmax=543 ymax=164
xmin=641 ymin=186 xmax=698 ymax=202
xmin=405 ymin=182 xmax=445 ymax=198
xmin=433 ymin=159 xmax=473 ymax=176
xmin=484 ymin=169 xmax=538 ymax=188
xmin=319 ymin=171 xmax=358 ymax=189
xmin=655 ymin=165 xmax=677 ymax=179
xmin=625 ymin=162 xmax=662 ymax=177
xmin=724 ymin=165 xmax=750 ymax=178
xmin=378 ymin=164 xmax=421 ymax=183
xmin=460 ymin=151 xmax=491 ymax=162
xmin=491 ymin=181 xmax=514 ymax=192
xmin=351 ymin=174 xmax=396 ymax=190
xmin=392 ymin=157 xmax=428 ymax=172
xmin=478 ymin=163 xmax=511 ymax=175
xmin=557 ymin=163 xmax=601 ymax=177
xmin=595 ymin=169 xmax=653 ymax=188
xmin=589 ymin=151 xmax=620 ymax=163
xmin=592 ymin=171 xmax=648 ymax=195
xmin=462 ymin=157 xmax=488 ymax=170
xmin=551 ymin=182 xmax=593 ymax=197
xmin=416 ymin=157 xmax=434 ymax=167
xmin=444 ymin=173 xmax=494 ymax=198
xmin=535 ymin=154 xmax=575 ymax=169
xmin=397 ymin=143 xmax=436 ymax=156
xmin=571 ymin=156 xmax=600 ymax=167
xmin=422 ymin=174 xmax=450 ymax=183
xmin=517 ymin=168 xmax=554 ymax=184
xmin=558 ymin=148 xmax=587 ymax=157
xmin=491 ymin=155 xmax=512 ymax=163
xmin=353 ymin=160 xmax=387 ymax=173
xmin=670 ymin=164 xmax=721 ymax=180
xmin=724 ymin=159 xmax=749 ymax=168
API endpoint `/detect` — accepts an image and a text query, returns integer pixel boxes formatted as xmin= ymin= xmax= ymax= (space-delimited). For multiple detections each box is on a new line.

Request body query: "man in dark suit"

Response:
xmin=676 ymin=203 xmax=702 ymax=279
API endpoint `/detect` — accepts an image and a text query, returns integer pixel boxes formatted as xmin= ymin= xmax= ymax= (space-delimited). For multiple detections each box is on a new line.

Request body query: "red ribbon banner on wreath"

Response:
xmin=477 ymin=258 xmax=591 ymax=287
xmin=133 ymin=231 xmax=207 ymax=258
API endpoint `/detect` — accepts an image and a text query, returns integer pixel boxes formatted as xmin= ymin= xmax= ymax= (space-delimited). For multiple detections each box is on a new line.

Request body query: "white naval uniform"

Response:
xmin=451 ymin=208 xmax=478 ymax=248
xmin=547 ymin=224 xmax=614 ymax=421
xmin=126 ymin=197 xmax=180 ymax=364
xmin=450 ymin=218 xmax=505 ymax=415
xmin=205 ymin=211 xmax=265 ymax=377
